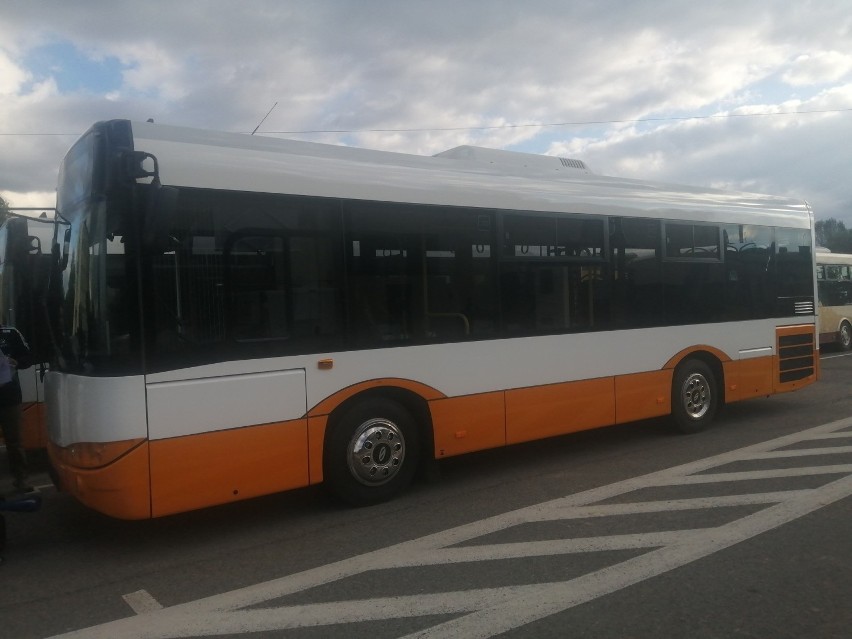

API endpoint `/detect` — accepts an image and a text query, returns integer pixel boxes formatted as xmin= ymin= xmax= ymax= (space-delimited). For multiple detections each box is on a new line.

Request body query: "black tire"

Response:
xmin=324 ymin=397 xmax=421 ymax=506
xmin=839 ymin=321 xmax=852 ymax=352
xmin=671 ymin=359 xmax=718 ymax=434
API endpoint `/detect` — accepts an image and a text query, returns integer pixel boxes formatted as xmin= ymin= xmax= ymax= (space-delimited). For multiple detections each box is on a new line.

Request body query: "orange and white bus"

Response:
xmin=45 ymin=120 xmax=818 ymax=519
xmin=816 ymin=250 xmax=852 ymax=351
xmin=0 ymin=211 xmax=54 ymax=450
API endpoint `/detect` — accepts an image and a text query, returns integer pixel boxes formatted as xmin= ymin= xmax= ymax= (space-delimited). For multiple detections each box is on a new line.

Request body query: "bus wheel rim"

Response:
xmin=682 ymin=372 xmax=710 ymax=419
xmin=347 ymin=418 xmax=406 ymax=486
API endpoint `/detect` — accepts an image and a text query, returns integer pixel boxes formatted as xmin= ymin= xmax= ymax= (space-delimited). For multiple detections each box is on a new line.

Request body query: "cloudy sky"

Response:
xmin=2 ymin=1 xmax=851 ymax=224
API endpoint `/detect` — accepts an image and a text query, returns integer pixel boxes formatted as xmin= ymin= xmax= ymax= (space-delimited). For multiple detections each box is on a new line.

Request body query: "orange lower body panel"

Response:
xmin=431 ymin=391 xmax=506 ymax=458
xmin=506 ymin=377 xmax=615 ymax=445
xmin=614 ymin=370 xmax=672 ymax=424
xmin=429 ymin=371 xmax=677 ymax=455
xmin=723 ymin=357 xmax=774 ymax=402
xmin=149 ymin=419 xmax=309 ymax=517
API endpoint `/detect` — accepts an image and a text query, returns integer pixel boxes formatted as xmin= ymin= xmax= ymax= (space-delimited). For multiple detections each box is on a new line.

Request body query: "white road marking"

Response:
xmin=51 ymin=416 xmax=852 ymax=638
xmin=754 ymin=446 xmax=852 ymax=458
xmin=121 ymin=590 xmax=164 ymax=615
xmin=821 ymin=351 xmax=852 ymax=359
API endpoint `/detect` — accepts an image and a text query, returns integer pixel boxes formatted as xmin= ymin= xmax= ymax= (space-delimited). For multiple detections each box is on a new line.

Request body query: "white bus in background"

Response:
xmin=45 ymin=120 xmax=818 ymax=519
xmin=816 ymin=250 xmax=852 ymax=351
xmin=0 ymin=211 xmax=54 ymax=449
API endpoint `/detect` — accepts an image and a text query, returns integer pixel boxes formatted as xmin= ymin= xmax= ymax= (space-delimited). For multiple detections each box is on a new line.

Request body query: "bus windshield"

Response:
xmin=52 ymin=128 xmax=140 ymax=375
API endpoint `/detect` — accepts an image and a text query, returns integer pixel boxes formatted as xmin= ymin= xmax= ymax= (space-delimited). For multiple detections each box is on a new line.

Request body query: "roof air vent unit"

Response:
xmin=434 ymin=145 xmax=592 ymax=174
xmin=560 ymin=158 xmax=587 ymax=170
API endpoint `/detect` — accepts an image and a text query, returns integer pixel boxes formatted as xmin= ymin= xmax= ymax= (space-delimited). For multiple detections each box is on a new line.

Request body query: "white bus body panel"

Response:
xmin=142 ymin=318 xmax=792 ymax=441
xmin=145 ymin=368 xmax=307 ymax=440
xmin=45 ymin=372 xmax=148 ymax=447
xmin=18 ymin=366 xmax=43 ymax=404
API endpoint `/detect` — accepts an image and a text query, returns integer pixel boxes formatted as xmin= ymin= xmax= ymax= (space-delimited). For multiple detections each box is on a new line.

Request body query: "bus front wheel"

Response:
xmin=671 ymin=359 xmax=718 ymax=434
xmin=324 ymin=398 xmax=421 ymax=506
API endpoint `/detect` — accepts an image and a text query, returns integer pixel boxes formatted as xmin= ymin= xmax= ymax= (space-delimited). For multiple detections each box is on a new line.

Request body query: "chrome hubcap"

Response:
xmin=682 ymin=372 xmax=710 ymax=419
xmin=347 ymin=418 xmax=406 ymax=486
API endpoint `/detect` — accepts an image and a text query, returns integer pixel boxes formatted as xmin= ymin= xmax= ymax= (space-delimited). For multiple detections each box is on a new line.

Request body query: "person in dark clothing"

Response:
xmin=0 ymin=326 xmax=33 ymax=493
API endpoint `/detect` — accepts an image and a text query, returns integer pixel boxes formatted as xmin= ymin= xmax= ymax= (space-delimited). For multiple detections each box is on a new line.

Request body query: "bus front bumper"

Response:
xmin=48 ymin=440 xmax=152 ymax=520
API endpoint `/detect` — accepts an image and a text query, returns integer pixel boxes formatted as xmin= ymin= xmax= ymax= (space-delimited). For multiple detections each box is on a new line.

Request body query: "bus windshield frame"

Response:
xmin=51 ymin=123 xmax=142 ymax=376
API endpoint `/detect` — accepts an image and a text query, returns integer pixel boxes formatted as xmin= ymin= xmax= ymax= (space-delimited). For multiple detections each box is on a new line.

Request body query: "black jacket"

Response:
xmin=0 ymin=326 xmax=32 ymax=406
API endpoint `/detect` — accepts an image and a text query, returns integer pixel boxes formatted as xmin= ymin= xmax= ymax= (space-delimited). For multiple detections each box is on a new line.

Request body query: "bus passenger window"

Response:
xmin=228 ymin=235 xmax=289 ymax=341
xmin=345 ymin=202 xmax=497 ymax=347
xmin=609 ymin=217 xmax=662 ymax=328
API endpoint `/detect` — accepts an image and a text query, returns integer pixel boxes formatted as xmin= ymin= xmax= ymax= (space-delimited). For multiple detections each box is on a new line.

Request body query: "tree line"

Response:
xmin=816 ymin=218 xmax=852 ymax=254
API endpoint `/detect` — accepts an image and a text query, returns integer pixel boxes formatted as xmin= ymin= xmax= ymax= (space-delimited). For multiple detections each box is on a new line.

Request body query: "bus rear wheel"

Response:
xmin=324 ymin=397 xmax=421 ymax=506
xmin=839 ymin=321 xmax=852 ymax=351
xmin=671 ymin=359 xmax=718 ymax=434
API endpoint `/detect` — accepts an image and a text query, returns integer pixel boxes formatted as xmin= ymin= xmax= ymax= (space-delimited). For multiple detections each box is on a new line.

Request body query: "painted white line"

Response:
xmin=49 ymin=415 xmax=852 ymax=639
xmin=122 ymin=590 xmax=164 ymax=615
xmin=805 ymin=432 xmax=852 ymax=440
xmin=392 ymin=531 xmax=700 ymax=565
xmin=404 ymin=473 xmax=852 ymax=639
xmin=542 ymin=491 xmax=813 ymax=519
xmin=820 ymin=351 xmax=852 ymax=359
xmin=667 ymin=464 xmax=852 ymax=484
xmin=752 ymin=446 xmax=852 ymax=458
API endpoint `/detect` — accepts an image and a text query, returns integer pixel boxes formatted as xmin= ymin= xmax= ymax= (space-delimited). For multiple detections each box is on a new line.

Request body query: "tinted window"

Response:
xmin=144 ymin=189 xmax=344 ymax=370
xmin=346 ymin=202 xmax=497 ymax=346
xmin=775 ymin=227 xmax=813 ymax=299
xmin=722 ymin=224 xmax=774 ymax=319
xmin=500 ymin=214 xmax=607 ymax=335
xmin=503 ymin=214 xmax=605 ymax=259
xmin=665 ymin=223 xmax=719 ymax=258
xmin=610 ymin=218 xmax=661 ymax=328
xmin=139 ymin=189 xmax=816 ymax=369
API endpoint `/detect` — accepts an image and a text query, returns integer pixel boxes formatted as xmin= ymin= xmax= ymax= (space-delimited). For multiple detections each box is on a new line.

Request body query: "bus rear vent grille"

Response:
xmin=778 ymin=332 xmax=815 ymax=383
xmin=794 ymin=300 xmax=815 ymax=315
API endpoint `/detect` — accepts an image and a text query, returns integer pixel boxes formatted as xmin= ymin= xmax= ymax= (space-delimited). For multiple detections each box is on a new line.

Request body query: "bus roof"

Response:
xmin=126 ymin=120 xmax=812 ymax=228
xmin=816 ymin=252 xmax=852 ymax=265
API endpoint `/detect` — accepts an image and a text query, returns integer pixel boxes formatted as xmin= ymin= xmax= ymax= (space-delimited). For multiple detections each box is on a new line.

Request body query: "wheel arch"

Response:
xmin=322 ymin=384 xmax=435 ymax=471
xmin=833 ymin=315 xmax=852 ymax=332
xmin=665 ymin=346 xmax=727 ymax=406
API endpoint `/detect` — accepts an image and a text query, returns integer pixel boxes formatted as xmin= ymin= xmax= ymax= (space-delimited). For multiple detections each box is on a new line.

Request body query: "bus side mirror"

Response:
xmin=143 ymin=184 xmax=179 ymax=252
xmin=124 ymin=151 xmax=158 ymax=180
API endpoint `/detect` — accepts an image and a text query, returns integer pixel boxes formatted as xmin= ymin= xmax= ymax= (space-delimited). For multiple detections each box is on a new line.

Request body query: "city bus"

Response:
xmin=0 ymin=211 xmax=54 ymax=450
xmin=816 ymin=250 xmax=852 ymax=350
xmin=45 ymin=120 xmax=817 ymax=519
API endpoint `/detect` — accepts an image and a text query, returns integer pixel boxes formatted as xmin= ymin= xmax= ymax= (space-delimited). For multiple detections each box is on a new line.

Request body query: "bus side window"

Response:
xmin=226 ymin=233 xmax=342 ymax=346
xmin=345 ymin=202 xmax=498 ymax=346
xmin=609 ymin=217 xmax=662 ymax=328
xmin=227 ymin=235 xmax=290 ymax=342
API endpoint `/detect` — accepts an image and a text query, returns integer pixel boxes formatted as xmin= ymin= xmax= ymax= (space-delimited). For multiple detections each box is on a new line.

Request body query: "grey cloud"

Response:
xmin=1 ymin=1 xmax=851 ymax=224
